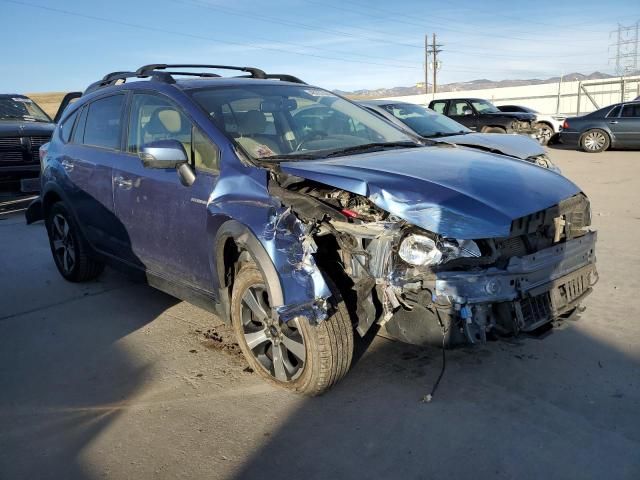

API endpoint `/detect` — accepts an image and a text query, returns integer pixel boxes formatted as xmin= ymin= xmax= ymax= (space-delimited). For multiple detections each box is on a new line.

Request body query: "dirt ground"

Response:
xmin=1 ymin=146 xmax=639 ymax=479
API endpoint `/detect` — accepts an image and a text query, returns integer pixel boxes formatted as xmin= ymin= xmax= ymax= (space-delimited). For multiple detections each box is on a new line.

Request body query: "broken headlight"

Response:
xmin=399 ymin=234 xmax=443 ymax=266
xmin=398 ymin=234 xmax=481 ymax=266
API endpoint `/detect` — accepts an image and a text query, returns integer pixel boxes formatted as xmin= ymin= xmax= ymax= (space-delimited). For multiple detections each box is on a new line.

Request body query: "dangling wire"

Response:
xmin=422 ymin=308 xmax=448 ymax=403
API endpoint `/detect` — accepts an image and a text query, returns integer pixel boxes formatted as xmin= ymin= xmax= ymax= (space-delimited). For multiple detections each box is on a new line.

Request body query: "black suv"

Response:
xmin=0 ymin=94 xmax=55 ymax=191
xmin=429 ymin=98 xmax=536 ymax=136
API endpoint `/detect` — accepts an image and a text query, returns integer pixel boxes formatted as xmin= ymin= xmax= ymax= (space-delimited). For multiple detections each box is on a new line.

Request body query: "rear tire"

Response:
xmin=231 ymin=264 xmax=353 ymax=395
xmin=45 ymin=202 xmax=105 ymax=282
xmin=482 ymin=126 xmax=506 ymax=134
xmin=535 ymin=123 xmax=554 ymax=145
xmin=580 ymin=129 xmax=610 ymax=153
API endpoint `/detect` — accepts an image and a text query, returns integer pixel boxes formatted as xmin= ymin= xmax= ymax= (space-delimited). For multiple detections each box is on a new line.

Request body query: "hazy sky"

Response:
xmin=1 ymin=0 xmax=638 ymax=92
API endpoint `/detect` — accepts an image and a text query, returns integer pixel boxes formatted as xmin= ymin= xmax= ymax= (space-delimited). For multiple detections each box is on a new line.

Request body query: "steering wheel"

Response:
xmin=295 ymin=131 xmax=328 ymax=151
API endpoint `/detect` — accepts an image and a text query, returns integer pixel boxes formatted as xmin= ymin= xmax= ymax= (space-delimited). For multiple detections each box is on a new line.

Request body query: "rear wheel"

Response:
xmin=231 ymin=264 xmax=353 ymax=395
xmin=45 ymin=202 xmax=104 ymax=282
xmin=580 ymin=129 xmax=610 ymax=153
xmin=535 ymin=123 xmax=554 ymax=145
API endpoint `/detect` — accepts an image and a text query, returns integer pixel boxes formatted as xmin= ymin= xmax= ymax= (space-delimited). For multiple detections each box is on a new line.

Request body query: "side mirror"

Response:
xmin=463 ymin=108 xmax=473 ymax=116
xmin=139 ymin=140 xmax=188 ymax=168
xmin=139 ymin=140 xmax=195 ymax=186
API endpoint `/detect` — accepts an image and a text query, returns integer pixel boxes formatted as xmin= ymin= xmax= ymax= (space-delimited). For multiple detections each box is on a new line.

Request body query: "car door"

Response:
xmin=112 ymin=92 xmax=220 ymax=292
xmin=447 ymin=99 xmax=477 ymax=130
xmin=61 ymin=94 xmax=129 ymax=254
xmin=610 ymin=103 xmax=640 ymax=147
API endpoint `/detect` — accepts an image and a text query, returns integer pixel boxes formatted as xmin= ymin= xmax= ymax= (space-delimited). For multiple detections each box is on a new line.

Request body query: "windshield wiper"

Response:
xmin=258 ymin=152 xmax=322 ymax=162
xmin=324 ymin=141 xmax=420 ymax=158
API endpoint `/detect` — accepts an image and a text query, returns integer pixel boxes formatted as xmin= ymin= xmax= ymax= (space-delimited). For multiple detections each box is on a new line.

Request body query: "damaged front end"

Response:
xmin=268 ymin=172 xmax=598 ymax=347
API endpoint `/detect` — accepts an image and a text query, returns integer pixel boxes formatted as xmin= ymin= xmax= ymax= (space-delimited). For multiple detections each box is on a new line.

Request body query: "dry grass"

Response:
xmin=26 ymin=92 xmax=68 ymax=118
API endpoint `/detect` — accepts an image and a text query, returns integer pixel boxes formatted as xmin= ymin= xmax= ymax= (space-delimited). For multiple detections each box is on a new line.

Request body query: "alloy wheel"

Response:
xmin=240 ymin=283 xmax=306 ymax=382
xmin=51 ymin=213 xmax=76 ymax=274
xmin=583 ymin=131 xmax=606 ymax=151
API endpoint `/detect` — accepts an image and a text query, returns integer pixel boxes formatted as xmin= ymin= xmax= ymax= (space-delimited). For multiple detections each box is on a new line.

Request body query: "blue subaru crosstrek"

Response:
xmin=27 ymin=64 xmax=598 ymax=395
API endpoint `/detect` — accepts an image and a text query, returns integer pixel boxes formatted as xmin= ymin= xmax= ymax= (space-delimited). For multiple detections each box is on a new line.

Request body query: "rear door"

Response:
xmin=61 ymin=94 xmax=129 ymax=254
xmin=610 ymin=103 xmax=640 ymax=147
xmin=447 ymin=99 xmax=478 ymax=130
xmin=112 ymin=92 xmax=220 ymax=291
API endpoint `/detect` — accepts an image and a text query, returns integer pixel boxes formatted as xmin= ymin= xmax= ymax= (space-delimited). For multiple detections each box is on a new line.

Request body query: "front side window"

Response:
xmin=84 ymin=95 xmax=125 ymax=149
xmin=381 ymin=103 xmax=470 ymax=137
xmin=470 ymin=99 xmax=500 ymax=113
xmin=190 ymin=85 xmax=415 ymax=160
xmin=128 ymin=93 xmax=219 ymax=172
xmin=607 ymin=105 xmax=621 ymax=118
xmin=0 ymin=96 xmax=51 ymax=123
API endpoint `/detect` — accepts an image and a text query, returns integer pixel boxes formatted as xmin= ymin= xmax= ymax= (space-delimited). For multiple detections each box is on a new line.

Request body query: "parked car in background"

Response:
xmin=428 ymin=98 xmax=537 ymax=137
xmin=28 ymin=64 xmax=597 ymax=394
xmin=559 ymin=101 xmax=640 ymax=153
xmin=497 ymin=104 xmax=565 ymax=145
xmin=0 ymin=94 xmax=54 ymax=191
xmin=361 ymin=100 xmax=557 ymax=170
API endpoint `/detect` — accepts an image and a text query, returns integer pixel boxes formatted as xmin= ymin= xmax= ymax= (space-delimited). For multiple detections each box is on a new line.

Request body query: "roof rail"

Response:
xmin=84 ymin=64 xmax=306 ymax=94
xmin=137 ymin=64 xmax=268 ymax=79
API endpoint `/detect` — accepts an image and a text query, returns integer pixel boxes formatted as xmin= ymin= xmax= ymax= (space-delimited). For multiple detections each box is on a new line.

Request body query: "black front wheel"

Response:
xmin=231 ymin=264 xmax=353 ymax=395
xmin=45 ymin=202 xmax=104 ymax=282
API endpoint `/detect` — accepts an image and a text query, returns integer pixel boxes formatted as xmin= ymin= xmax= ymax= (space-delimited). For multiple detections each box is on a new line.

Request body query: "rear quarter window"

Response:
xmin=59 ymin=109 xmax=79 ymax=143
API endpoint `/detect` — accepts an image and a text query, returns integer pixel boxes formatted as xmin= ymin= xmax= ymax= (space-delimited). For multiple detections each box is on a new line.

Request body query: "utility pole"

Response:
xmin=424 ymin=34 xmax=429 ymax=96
xmin=426 ymin=33 xmax=443 ymax=101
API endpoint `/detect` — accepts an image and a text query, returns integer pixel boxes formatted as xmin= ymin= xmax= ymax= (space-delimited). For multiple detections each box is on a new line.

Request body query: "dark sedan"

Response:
xmin=560 ymin=101 xmax=640 ymax=153
xmin=0 ymin=94 xmax=55 ymax=190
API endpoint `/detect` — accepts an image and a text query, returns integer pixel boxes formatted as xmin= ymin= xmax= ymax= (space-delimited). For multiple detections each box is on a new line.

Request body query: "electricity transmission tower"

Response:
xmin=610 ymin=21 xmax=640 ymax=75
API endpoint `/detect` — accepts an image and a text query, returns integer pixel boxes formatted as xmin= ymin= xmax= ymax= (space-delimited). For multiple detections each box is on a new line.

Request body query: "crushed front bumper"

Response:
xmin=434 ymin=231 xmax=597 ymax=333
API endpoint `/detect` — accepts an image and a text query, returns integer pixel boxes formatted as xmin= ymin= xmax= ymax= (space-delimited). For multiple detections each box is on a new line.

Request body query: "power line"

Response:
xmin=0 ymin=0 xmax=422 ymax=71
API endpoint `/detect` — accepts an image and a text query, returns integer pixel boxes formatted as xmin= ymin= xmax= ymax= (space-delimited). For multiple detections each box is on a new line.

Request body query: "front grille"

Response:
xmin=0 ymin=136 xmax=21 ymax=148
xmin=0 ymin=151 xmax=25 ymax=162
xmin=29 ymin=135 xmax=51 ymax=149
xmin=518 ymin=292 xmax=552 ymax=331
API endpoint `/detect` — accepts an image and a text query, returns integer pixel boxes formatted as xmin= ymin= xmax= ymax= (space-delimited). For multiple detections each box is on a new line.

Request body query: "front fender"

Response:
xmin=207 ymin=161 xmax=331 ymax=323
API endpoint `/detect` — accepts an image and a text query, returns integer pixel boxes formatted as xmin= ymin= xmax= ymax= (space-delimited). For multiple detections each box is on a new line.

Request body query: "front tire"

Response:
xmin=580 ymin=129 xmax=610 ymax=153
xmin=45 ymin=202 xmax=105 ymax=282
xmin=231 ymin=264 xmax=353 ymax=395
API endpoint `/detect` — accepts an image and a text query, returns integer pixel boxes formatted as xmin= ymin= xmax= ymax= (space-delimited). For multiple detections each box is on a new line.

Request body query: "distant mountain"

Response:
xmin=337 ymin=71 xmax=619 ymax=99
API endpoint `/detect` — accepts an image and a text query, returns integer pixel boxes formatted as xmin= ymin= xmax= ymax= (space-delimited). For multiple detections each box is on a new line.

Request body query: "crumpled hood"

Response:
xmin=280 ymin=146 xmax=580 ymax=239
xmin=0 ymin=120 xmax=55 ymax=137
xmin=435 ymin=132 xmax=543 ymax=160
xmin=485 ymin=111 xmax=536 ymax=122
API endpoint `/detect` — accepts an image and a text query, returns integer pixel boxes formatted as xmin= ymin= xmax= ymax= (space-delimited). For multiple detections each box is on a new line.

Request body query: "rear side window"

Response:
xmin=431 ymin=101 xmax=446 ymax=114
xmin=83 ymin=95 xmax=125 ymax=150
xmin=621 ymin=104 xmax=640 ymax=118
xmin=60 ymin=109 xmax=79 ymax=143
xmin=607 ymin=106 xmax=621 ymax=118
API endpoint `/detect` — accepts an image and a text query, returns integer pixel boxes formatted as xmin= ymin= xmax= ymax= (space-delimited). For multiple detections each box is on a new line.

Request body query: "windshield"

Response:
xmin=0 ymin=96 xmax=51 ymax=122
xmin=190 ymin=85 xmax=416 ymax=160
xmin=380 ymin=103 xmax=470 ymax=137
xmin=470 ymin=99 xmax=501 ymax=114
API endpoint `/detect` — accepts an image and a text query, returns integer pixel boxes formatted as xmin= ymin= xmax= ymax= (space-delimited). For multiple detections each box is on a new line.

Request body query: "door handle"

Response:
xmin=61 ymin=159 xmax=74 ymax=172
xmin=114 ymin=176 xmax=133 ymax=190
xmin=609 ymin=121 xmax=619 ymax=124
